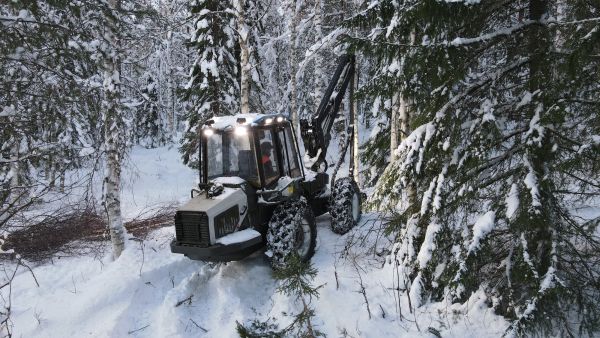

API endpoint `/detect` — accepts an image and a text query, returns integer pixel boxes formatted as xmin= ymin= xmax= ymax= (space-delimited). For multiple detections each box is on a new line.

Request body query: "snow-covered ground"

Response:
xmin=7 ymin=144 xmax=509 ymax=337
xmin=120 ymin=144 xmax=198 ymax=219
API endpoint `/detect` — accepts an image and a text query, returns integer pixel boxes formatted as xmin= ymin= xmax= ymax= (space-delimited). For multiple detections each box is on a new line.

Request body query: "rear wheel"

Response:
xmin=330 ymin=177 xmax=362 ymax=234
xmin=266 ymin=199 xmax=317 ymax=269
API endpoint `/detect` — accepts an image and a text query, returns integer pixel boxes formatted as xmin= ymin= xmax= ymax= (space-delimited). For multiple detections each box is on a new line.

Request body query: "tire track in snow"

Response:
xmin=153 ymin=255 xmax=277 ymax=337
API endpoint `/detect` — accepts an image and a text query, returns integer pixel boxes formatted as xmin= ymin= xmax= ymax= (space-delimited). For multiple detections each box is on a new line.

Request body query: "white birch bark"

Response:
xmin=166 ymin=32 xmax=175 ymax=135
xmin=403 ymin=30 xmax=417 ymax=208
xmin=103 ymin=0 xmax=126 ymax=259
xmin=235 ymin=0 xmax=251 ymax=115
xmin=289 ymin=0 xmax=299 ymax=133
xmin=10 ymin=141 xmax=19 ymax=195
xmin=313 ymin=0 xmax=324 ymax=110
xmin=398 ymin=30 xmax=415 ymax=144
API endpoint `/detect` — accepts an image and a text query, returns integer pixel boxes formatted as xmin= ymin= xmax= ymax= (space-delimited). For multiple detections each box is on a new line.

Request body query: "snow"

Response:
xmin=211 ymin=186 xmax=238 ymax=200
xmin=4 ymin=146 xmax=509 ymax=338
xmin=212 ymin=176 xmax=246 ymax=185
xmin=416 ymin=221 xmax=441 ymax=268
xmin=208 ymin=113 xmax=282 ymax=130
xmin=5 ymin=213 xmax=509 ymax=338
xmin=420 ymin=178 xmax=437 ymax=216
xmin=468 ymin=211 xmax=496 ymax=253
xmin=517 ymin=91 xmax=532 ymax=108
xmin=539 ymin=266 xmax=556 ymax=292
xmin=444 ymin=0 xmax=481 ymax=4
xmin=78 ymin=147 xmax=95 ymax=157
xmin=216 ymin=229 xmax=260 ymax=245
xmin=200 ymin=58 xmax=218 ymax=78
xmin=120 ymin=144 xmax=197 ymax=219
xmin=409 ymin=272 xmax=424 ymax=307
xmin=304 ymin=169 xmax=318 ymax=182
xmin=523 ymin=160 xmax=542 ymax=210
xmin=505 ymin=183 xmax=519 ymax=220
xmin=303 ymin=148 xmax=322 ymax=169
xmin=276 ymin=175 xmax=294 ymax=189
xmin=450 ymin=21 xmax=531 ymax=47
xmin=0 ymin=105 xmax=16 ymax=117
xmin=520 ymin=233 xmax=539 ymax=279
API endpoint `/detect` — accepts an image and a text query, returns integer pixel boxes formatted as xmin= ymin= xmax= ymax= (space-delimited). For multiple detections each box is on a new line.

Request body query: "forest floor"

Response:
xmin=6 ymin=144 xmax=508 ymax=337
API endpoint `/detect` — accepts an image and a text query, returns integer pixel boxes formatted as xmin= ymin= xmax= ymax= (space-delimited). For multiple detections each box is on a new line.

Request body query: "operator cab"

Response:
xmin=201 ymin=114 xmax=304 ymax=189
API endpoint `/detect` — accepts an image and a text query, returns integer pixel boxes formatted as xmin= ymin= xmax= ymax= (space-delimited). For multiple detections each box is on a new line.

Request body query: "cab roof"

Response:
xmin=204 ymin=113 xmax=289 ymax=131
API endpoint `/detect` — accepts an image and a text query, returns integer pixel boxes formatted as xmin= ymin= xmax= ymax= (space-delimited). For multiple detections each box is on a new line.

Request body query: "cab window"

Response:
xmin=257 ymin=129 xmax=280 ymax=186
xmin=278 ymin=130 xmax=290 ymax=176
xmin=284 ymin=126 xmax=302 ymax=178
xmin=205 ymin=131 xmax=260 ymax=186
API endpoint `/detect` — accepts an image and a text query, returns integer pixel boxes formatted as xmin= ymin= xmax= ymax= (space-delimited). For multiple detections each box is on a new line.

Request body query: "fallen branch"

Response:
xmin=189 ymin=318 xmax=208 ymax=333
xmin=127 ymin=324 xmax=150 ymax=335
xmin=175 ymin=295 xmax=193 ymax=307
xmin=2 ymin=204 xmax=176 ymax=263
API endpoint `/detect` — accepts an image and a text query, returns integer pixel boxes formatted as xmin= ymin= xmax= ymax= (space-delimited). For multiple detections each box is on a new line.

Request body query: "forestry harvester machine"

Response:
xmin=170 ymin=55 xmax=362 ymax=267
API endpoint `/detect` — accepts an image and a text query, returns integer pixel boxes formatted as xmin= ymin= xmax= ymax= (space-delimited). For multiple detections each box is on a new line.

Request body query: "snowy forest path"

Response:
xmin=8 ymin=211 xmax=508 ymax=337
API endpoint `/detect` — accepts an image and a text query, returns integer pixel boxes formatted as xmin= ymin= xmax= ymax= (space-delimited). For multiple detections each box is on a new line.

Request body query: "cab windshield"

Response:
xmin=205 ymin=131 xmax=259 ymax=186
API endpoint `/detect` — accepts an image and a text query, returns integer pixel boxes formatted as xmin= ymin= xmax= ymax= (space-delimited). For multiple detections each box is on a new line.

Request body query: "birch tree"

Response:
xmin=101 ymin=0 xmax=126 ymax=259
xmin=287 ymin=0 xmax=300 ymax=133
xmin=235 ymin=0 xmax=251 ymax=115
xmin=312 ymin=0 xmax=325 ymax=110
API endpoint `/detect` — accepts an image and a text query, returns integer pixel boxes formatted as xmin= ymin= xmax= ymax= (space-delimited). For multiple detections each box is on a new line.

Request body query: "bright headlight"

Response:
xmin=203 ymin=129 xmax=214 ymax=136
xmin=234 ymin=126 xmax=247 ymax=136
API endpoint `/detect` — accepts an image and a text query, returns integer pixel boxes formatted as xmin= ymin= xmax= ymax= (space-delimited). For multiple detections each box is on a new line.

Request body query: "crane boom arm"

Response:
xmin=300 ymin=54 xmax=355 ymax=171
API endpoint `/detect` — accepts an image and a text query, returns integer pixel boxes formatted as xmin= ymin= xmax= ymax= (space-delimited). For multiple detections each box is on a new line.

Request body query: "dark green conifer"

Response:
xmin=347 ymin=1 xmax=600 ymax=335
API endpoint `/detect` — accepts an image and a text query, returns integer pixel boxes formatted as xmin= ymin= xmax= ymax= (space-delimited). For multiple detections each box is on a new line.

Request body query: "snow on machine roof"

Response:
xmin=203 ymin=113 xmax=288 ymax=131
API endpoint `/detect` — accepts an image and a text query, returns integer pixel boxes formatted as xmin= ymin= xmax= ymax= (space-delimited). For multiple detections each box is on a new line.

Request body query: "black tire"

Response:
xmin=330 ymin=177 xmax=362 ymax=234
xmin=266 ymin=198 xmax=317 ymax=269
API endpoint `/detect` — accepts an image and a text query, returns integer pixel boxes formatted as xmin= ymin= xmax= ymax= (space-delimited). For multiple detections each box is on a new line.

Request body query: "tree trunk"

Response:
xmin=289 ymin=0 xmax=299 ymax=133
xmin=313 ymin=0 xmax=324 ymax=110
xmin=103 ymin=0 xmax=126 ymax=259
xmin=9 ymin=139 xmax=20 ymax=203
xmin=554 ymin=0 xmax=566 ymax=49
xmin=166 ymin=32 xmax=175 ymax=135
xmin=399 ymin=95 xmax=409 ymax=142
xmin=390 ymin=93 xmax=399 ymax=160
xmin=520 ymin=0 xmax=552 ymax=290
xmin=399 ymin=30 xmax=414 ymax=144
xmin=402 ymin=30 xmax=417 ymax=210
xmin=352 ymin=65 xmax=360 ymax=185
xmin=235 ymin=0 xmax=250 ymax=115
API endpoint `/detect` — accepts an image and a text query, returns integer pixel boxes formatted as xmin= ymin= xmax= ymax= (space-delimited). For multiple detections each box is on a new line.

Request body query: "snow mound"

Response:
xmin=216 ymin=229 xmax=260 ymax=245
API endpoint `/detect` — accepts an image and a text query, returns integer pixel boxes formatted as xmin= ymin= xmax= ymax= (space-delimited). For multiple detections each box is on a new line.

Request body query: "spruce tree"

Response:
xmin=135 ymin=76 xmax=168 ymax=148
xmin=237 ymin=255 xmax=323 ymax=338
xmin=181 ymin=0 xmax=239 ymax=168
xmin=349 ymin=0 xmax=600 ymax=335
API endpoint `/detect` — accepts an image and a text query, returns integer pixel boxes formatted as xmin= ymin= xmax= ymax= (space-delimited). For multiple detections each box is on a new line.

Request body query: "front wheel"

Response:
xmin=266 ymin=199 xmax=317 ymax=269
xmin=330 ymin=177 xmax=362 ymax=234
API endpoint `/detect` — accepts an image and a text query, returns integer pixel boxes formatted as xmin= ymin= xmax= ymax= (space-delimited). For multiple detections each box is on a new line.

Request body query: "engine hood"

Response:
xmin=178 ymin=187 xmax=247 ymax=219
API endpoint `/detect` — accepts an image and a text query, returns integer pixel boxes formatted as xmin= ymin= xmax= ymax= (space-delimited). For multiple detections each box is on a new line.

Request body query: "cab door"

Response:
xmin=276 ymin=124 xmax=303 ymax=178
